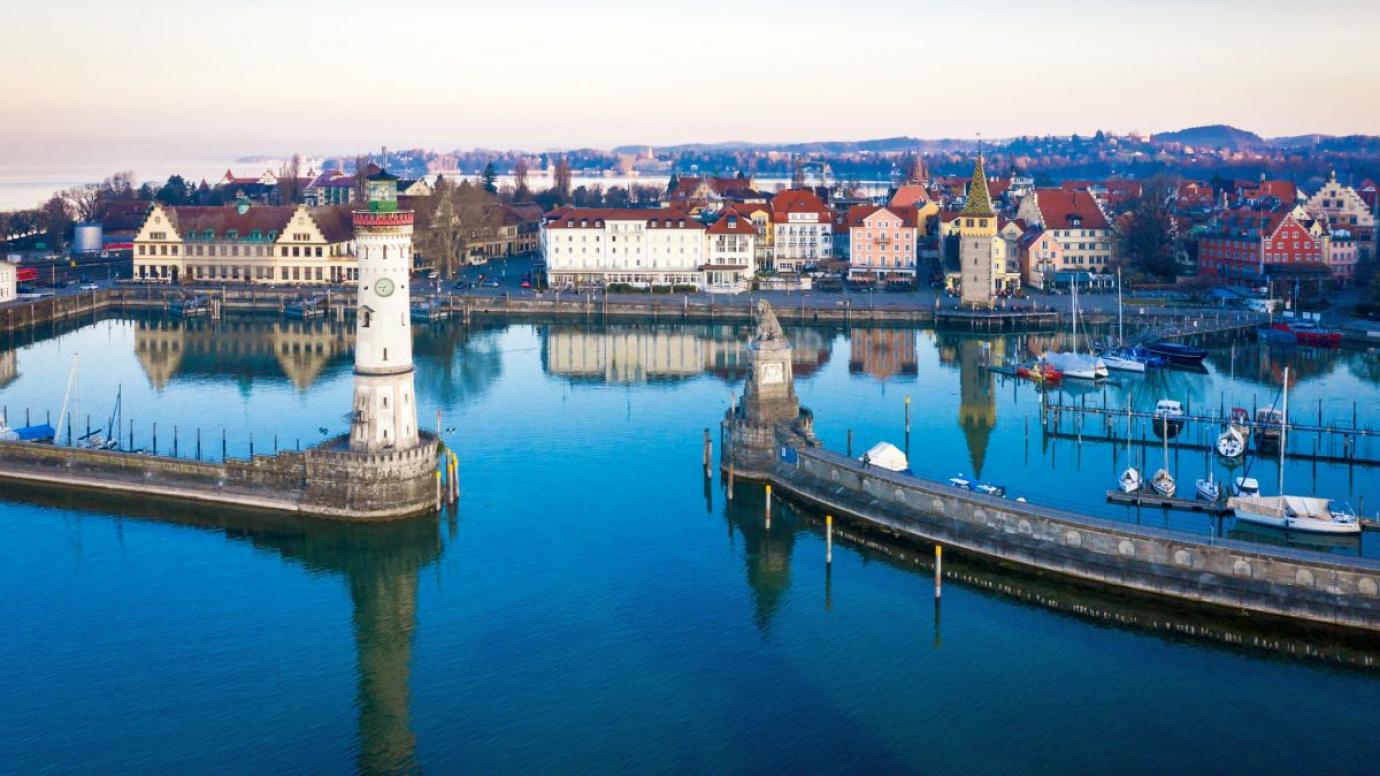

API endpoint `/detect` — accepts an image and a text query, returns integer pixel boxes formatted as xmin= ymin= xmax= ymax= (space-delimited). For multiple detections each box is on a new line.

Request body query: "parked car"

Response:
xmin=483 ymin=278 xmax=502 ymax=288
xmin=520 ymin=280 xmax=531 ymax=289
xmin=80 ymin=283 xmax=99 ymax=290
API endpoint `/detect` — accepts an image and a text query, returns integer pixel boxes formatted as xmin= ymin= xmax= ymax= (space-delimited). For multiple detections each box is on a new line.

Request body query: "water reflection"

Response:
xmin=538 ymin=323 xmax=834 ymax=384
xmin=734 ymin=484 xmax=1380 ymax=669
xmin=134 ymin=317 xmax=352 ymax=391
xmin=848 ymin=328 xmax=917 ymax=381
xmin=937 ymin=334 xmax=1002 ymax=478
xmin=413 ymin=322 xmax=505 ymax=405
xmin=0 ymin=346 xmax=16 ymax=390
xmin=6 ymin=484 xmax=439 ymax=774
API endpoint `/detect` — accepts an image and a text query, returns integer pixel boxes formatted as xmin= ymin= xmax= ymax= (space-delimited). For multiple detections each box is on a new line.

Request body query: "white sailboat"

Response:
xmin=1215 ymin=426 xmax=1246 ymax=458
xmin=1227 ymin=366 xmax=1360 ymax=535
xmin=1118 ymin=394 xmax=1141 ymax=492
xmin=1100 ymin=269 xmax=1147 ymax=373
xmin=1195 ymin=473 xmax=1220 ymax=502
xmin=1151 ymin=412 xmax=1175 ymax=497
xmin=1044 ymin=281 xmax=1108 ymax=380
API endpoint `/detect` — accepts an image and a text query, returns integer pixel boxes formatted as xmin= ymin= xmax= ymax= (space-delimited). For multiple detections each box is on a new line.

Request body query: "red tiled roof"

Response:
xmin=1030 ymin=189 xmax=1110 ymax=230
xmin=769 ymin=188 xmax=832 ymax=222
xmin=544 ymin=207 xmax=703 ymax=229
xmin=706 ymin=212 xmax=757 ymax=235
xmin=890 ymin=184 xmax=931 ymax=208
xmin=847 ymin=204 xmax=918 ymax=228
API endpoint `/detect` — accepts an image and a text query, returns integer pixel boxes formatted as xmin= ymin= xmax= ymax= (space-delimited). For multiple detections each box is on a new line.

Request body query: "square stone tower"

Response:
xmin=959 ymin=153 xmax=998 ymax=309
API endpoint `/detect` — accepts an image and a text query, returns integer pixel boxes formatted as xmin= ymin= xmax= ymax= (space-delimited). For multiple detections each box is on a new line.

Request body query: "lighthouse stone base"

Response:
xmin=303 ymin=432 xmax=440 ymax=520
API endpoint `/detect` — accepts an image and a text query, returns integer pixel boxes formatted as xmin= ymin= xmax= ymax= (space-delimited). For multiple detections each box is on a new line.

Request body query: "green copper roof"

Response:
xmin=960 ymin=154 xmax=995 ymax=218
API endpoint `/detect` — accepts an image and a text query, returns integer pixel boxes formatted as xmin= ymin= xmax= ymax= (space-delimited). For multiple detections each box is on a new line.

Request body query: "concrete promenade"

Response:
xmin=765 ymin=446 xmax=1380 ymax=632
xmin=2 ymin=283 xmax=1268 ymax=337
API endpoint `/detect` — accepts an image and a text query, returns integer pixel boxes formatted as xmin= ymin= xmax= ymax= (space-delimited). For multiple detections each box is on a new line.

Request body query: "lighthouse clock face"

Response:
xmin=375 ymin=277 xmax=395 ymax=297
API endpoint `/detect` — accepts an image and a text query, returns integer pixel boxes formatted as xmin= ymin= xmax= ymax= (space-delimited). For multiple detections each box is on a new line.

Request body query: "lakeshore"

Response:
xmin=5 ymin=310 xmax=1380 ymax=771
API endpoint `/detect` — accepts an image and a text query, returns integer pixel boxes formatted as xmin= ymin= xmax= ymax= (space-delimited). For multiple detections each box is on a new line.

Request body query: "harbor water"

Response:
xmin=3 ymin=315 xmax=1380 ymax=773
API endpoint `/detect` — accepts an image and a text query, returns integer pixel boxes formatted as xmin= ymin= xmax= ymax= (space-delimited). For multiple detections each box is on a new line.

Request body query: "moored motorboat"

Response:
xmin=1227 ymin=495 xmax=1361 ymax=535
xmin=1255 ymin=405 xmax=1284 ymax=451
xmin=1269 ymin=321 xmax=1342 ymax=348
xmin=1042 ymin=351 xmax=1107 ymax=380
xmin=1144 ymin=340 xmax=1208 ymax=366
xmin=1233 ymin=476 xmax=1260 ymax=497
xmin=1152 ymin=399 xmax=1185 ymax=438
xmin=1016 ymin=362 xmax=1062 ymax=384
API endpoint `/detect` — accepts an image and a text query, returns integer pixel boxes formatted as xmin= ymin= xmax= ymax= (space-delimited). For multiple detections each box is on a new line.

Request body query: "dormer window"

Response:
xmin=649 ymin=220 xmax=657 ymax=228
xmin=580 ymin=219 xmax=588 ymax=227
xmin=566 ymin=219 xmax=574 ymax=227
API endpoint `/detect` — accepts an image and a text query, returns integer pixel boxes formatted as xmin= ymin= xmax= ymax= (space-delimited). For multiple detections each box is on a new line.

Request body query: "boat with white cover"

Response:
xmin=860 ymin=442 xmax=909 ymax=472
xmin=1227 ymin=495 xmax=1360 ymax=535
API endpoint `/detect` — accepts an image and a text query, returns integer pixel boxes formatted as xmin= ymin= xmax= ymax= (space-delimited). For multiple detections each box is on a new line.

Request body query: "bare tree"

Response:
xmin=62 ymin=185 xmax=102 ymax=222
xmin=553 ymin=157 xmax=572 ymax=205
xmin=277 ymin=153 xmax=304 ymax=204
xmin=513 ymin=157 xmax=531 ymax=201
xmin=352 ymin=155 xmax=371 ymax=204
xmin=40 ymin=195 xmax=71 ymax=248
xmin=415 ymin=179 xmax=499 ymax=277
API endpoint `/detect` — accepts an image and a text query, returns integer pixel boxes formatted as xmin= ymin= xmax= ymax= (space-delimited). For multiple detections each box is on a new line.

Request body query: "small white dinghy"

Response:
xmin=1216 ymin=426 xmax=1246 ymax=458
xmin=1233 ymin=476 xmax=1260 ymax=497
xmin=1195 ymin=474 xmax=1220 ymax=502
xmin=860 ymin=442 xmax=909 ymax=472
xmin=1118 ymin=466 xmax=1142 ymax=493
xmin=1151 ymin=468 xmax=1176 ymax=498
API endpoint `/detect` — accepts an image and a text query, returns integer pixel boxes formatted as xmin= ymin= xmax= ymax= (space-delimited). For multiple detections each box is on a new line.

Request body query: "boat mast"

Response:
xmin=1071 ymin=279 xmax=1079 ymax=355
xmin=1279 ymin=366 xmax=1289 ymax=495
xmin=1117 ymin=267 xmax=1124 ymax=346
xmin=55 ymin=354 xmax=79 ymax=447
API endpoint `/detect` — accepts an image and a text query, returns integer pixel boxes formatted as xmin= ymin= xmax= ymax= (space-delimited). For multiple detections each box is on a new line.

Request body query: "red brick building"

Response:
xmin=1198 ymin=207 xmax=1324 ymax=285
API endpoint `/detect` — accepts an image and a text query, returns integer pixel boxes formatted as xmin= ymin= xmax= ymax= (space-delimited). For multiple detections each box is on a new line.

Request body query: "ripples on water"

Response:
xmin=2 ymin=315 xmax=1380 ymax=773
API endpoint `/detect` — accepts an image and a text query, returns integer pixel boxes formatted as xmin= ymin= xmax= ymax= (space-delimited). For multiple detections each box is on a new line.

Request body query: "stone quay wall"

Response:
xmin=0 ymin=437 xmax=439 ymax=521
xmin=772 ymin=447 xmax=1380 ymax=632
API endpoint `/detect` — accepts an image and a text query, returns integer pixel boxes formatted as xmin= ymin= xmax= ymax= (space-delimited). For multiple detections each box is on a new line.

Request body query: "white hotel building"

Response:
xmin=543 ymin=208 xmax=707 ymax=290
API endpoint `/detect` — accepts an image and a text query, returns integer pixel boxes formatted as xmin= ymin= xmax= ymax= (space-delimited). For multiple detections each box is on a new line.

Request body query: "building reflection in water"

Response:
xmin=7 ymin=483 xmax=439 ymax=775
xmin=540 ymin=323 xmax=833 ymax=384
xmin=134 ymin=317 xmax=353 ymax=391
xmin=0 ymin=347 xmax=17 ymax=391
xmin=848 ymin=328 xmax=917 ymax=381
xmin=937 ymin=334 xmax=1002 ymax=478
xmin=413 ymin=322 xmax=505 ymax=406
xmin=722 ymin=484 xmax=795 ymax=632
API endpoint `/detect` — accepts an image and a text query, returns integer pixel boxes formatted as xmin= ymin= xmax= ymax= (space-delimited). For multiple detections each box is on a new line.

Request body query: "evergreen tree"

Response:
xmin=481 ymin=162 xmax=498 ymax=194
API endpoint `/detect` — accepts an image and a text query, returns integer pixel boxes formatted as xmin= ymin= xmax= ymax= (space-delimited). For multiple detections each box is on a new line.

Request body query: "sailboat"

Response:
xmin=1098 ymin=269 xmax=1152 ymax=373
xmin=1117 ymin=394 xmax=1141 ymax=493
xmin=1151 ymin=412 xmax=1176 ymax=497
xmin=1044 ymin=281 xmax=1108 ymax=380
xmin=1195 ymin=473 xmax=1220 ymax=502
xmin=1215 ymin=407 xmax=1250 ymax=458
xmin=1227 ymin=366 xmax=1361 ymax=535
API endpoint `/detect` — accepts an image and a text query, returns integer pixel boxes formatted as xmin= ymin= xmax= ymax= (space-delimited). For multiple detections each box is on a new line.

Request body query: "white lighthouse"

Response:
xmin=350 ymin=170 xmax=420 ymax=453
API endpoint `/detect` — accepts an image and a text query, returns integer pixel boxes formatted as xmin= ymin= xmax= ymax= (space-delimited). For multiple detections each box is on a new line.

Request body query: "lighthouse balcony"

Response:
xmin=352 ymin=210 xmax=415 ymax=228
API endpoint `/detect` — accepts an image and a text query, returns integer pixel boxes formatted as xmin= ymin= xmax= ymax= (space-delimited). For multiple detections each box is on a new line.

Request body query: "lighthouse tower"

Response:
xmin=350 ymin=170 xmax=419 ymax=453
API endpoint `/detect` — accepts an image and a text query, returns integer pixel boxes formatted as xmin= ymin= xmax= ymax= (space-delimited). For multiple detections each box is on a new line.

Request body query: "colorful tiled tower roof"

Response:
xmin=960 ymin=153 xmax=995 ymax=218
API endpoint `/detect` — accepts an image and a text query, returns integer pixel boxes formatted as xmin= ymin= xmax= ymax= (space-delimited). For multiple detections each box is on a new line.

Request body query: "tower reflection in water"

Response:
xmin=7 ymin=484 xmax=438 ymax=775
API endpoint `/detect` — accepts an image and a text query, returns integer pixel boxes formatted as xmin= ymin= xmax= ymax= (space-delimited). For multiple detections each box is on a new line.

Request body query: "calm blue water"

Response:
xmin=3 ymin=316 xmax=1380 ymax=773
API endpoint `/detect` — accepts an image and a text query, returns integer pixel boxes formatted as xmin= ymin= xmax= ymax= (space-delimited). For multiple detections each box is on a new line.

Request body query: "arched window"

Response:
xmin=360 ymin=306 xmax=373 ymax=328
xmin=382 ymin=245 xmax=389 ymax=260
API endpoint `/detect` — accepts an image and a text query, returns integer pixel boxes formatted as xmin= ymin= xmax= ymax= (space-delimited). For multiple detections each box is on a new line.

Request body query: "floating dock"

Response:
xmin=1105 ymin=489 xmax=1230 ymax=515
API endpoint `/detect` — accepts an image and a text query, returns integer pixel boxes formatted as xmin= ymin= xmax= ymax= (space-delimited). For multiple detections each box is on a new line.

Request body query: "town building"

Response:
xmin=1197 ymin=206 xmax=1328 ymax=287
xmin=1304 ymin=171 xmax=1376 ymax=263
xmin=1015 ymin=188 xmax=1117 ymax=286
xmin=467 ymin=203 xmax=544 ymax=263
xmin=703 ymin=211 xmax=757 ymax=293
xmin=957 ymin=154 xmax=999 ymax=307
xmin=542 ymin=208 xmax=706 ymax=290
xmin=132 ymin=201 xmax=358 ymax=284
xmin=666 ymin=176 xmax=756 ymax=214
xmin=846 ymin=205 xmax=919 ymax=285
xmin=769 ymin=189 xmax=833 ymax=272
xmin=0 ymin=260 xmax=16 ymax=303
xmin=725 ymin=202 xmax=773 ymax=270
xmin=1018 ymin=227 xmax=1064 ymax=289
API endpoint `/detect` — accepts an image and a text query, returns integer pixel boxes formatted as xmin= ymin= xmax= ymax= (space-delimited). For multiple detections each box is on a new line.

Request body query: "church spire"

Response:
xmin=960 ymin=150 xmax=995 ymax=218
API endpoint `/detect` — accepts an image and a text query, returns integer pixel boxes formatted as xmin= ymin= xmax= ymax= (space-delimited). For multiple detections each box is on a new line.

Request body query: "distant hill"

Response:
xmin=613 ymin=136 xmax=980 ymax=156
xmin=1152 ymin=125 xmax=1265 ymax=149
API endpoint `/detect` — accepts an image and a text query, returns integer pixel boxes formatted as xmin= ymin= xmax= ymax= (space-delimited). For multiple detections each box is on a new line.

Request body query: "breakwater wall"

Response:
xmin=0 ymin=434 xmax=439 ymax=521
xmin=769 ymin=446 xmax=1380 ymax=632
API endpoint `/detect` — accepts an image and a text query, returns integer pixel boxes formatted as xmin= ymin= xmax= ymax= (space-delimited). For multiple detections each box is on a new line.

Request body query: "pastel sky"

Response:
xmin=3 ymin=0 xmax=1378 ymax=165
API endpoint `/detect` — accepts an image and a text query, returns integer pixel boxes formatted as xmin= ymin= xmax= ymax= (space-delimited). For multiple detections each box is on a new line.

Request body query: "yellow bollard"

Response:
xmin=826 ymin=514 xmax=833 ymax=564
xmin=934 ymin=544 xmax=943 ymax=599
xmin=764 ymin=484 xmax=772 ymax=528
